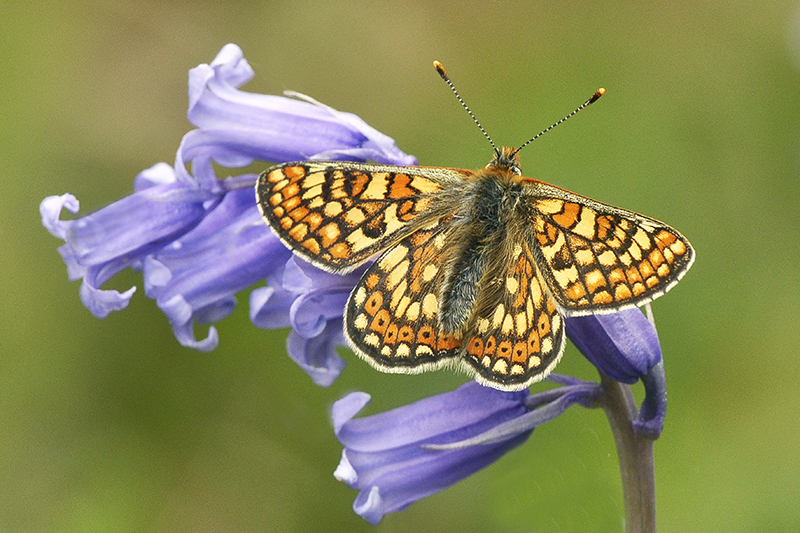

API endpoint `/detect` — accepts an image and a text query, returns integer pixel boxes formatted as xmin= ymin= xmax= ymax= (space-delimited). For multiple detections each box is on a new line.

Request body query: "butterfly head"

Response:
xmin=488 ymin=146 xmax=522 ymax=176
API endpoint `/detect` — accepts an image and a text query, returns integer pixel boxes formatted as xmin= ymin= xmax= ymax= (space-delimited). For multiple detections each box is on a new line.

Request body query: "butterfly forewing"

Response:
xmin=256 ymin=162 xmax=469 ymax=273
xmin=343 ymin=218 xmax=462 ymax=372
xmin=527 ymin=185 xmax=695 ymax=316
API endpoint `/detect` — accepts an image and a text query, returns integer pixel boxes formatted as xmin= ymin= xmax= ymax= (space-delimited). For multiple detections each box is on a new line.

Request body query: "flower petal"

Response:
xmin=565 ymin=308 xmax=662 ymax=384
xmin=632 ymin=360 xmax=668 ymax=439
xmin=285 ymin=323 xmax=347 ymax=387
xmin=40 ymin=194 xmax=80 ymax=239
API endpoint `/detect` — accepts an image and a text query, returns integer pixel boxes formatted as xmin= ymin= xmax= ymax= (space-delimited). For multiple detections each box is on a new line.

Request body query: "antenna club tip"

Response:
xmin=590 ymin=88 xmax=606 ymax=103
xmin=433 ymin=60 xmax=448 ymax=78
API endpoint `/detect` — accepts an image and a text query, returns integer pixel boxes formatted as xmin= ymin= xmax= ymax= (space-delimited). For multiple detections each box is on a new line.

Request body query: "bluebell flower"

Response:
xmin=332 ymin=378 xmax=601 ymax=525
xmin=40 ymin=43 xmax=415 ymax=381
xmin=565 ymin=307 xmax=667 ymax=437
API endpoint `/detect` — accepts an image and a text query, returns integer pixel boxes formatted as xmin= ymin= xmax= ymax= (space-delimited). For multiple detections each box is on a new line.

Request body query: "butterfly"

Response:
xmin=255 ymin=62 xmax=694 ymax=391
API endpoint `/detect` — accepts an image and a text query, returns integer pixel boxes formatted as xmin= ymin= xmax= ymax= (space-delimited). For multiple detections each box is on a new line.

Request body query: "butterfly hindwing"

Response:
xmin=527 ymin=185 xmax=695 ymax=316
xmin=343 ymin=218 xmax=462 ymax=372
xmin=256 ymin=161 xmax=469 ymax=273
xmin=462 ymin=233 xmax=565 ymax=390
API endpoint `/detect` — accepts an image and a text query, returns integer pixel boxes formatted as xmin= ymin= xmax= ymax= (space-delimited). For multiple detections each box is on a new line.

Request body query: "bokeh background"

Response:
xmin=3 ymin=1 xmax=800 ymax=531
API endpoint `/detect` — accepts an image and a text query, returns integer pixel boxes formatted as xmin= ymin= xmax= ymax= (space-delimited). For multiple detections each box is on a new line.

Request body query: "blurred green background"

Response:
xmin=3 ymin=0 xmax=799 ymax=531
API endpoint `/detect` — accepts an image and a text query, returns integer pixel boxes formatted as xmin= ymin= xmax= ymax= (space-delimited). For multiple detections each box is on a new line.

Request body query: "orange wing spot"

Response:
xmin=527 ymin=330 xmax=541 ymax=353
xmin=657 ymin=263 xmax=670 ymax=278
xmin=288 ymin=206 xmax=309 ymax=222
xmin=370 ymin=309 xmax=391 ymax=335
xmin=645 ymin=275 xmax=660 ymax=288
xmin=467 ymin=338 xmax=484 ymax=356
xmin=269 ymin=192 xmax=283 ymax=206
xmin=614 ymin=284 xmax=633 ymax=300
xmin=546 ymin=222 xmax=559 ymax=243
xmin=512 ymin=285 xmax=527 ymax=308
xmin=384 ymin=323 xmax=398 ymax=345
xmin=283 ymin=166 xmax=306 ymax=179
xmin=483 ymin=336 xmax=497 ymax=355
xmin=596 ymin=216 xmax=612 ymax=239
xmin=592 ymin=291 xmax=613 ymax=305
xmin=638 ymin=260 xmax=656 ymax=279
xmin=565 ymin=281 xmax=587 ymax=301
xmin=288 ymin=223 xmax=308 ymax=241
xmin=283 ymin=195 xmax=302 ymax=212
xmin=626 ymin=266 xmax=643 ymax=284
xmin=536 ymin=232 xmax=549 ymax=247
xmin=438 ymin=334 xmax=461 ymax=351
xmin=272 ymin=206 xmax=285 ymax=217
xmin=305 ymin=212 xmax=323 ymax=232
xmin=397 ymin=326 xmax=415 ymax=343
xmin=283 ymin=182 xmax=301 ymax=198
xmin=302 ymin=238 xmax=321 ymax=255
xmin=397 ymin=200 xmax=416 ymax=220
xmin=319 ymin=222 xmax=341 ymax=247
xmin=280 ymin=217 xmax=294 ymax=231
xmin=387 ymin=173 xmax=415 ymax=199
xmin=365 ymin=292 xmax=383 ymax=315
xmin=655 ymin=230 xmax=677 ymax=247
xmin=537 ymin=314 xmax=551 ymax=336
xmin=328 ymin=242 xmax=350 ymax=259
xmin=365 ymin=273 xmax=381 ymax=290
xmin=552 ymin=202 xmax=581 ymax=228
xmin=349 ymin=171 xmax=371 ymax=197
xmin=511 ymin=342 xmax=528 ymax=363
xmin=416 ymin=325 xmax=437 ymax=347
xmin=632 ymin=282 xmax=646 ymax=296
xmin=608 ymin=268 xmax=626 ymax=284
xmin=496 ymin=340 xmax=513 ymax=361
xmin=649 ymin=249 xmax=665 ymax=268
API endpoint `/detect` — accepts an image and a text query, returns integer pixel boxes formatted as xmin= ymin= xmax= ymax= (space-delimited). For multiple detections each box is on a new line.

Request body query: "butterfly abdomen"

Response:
xmin=438 ymin=172 xmax=527 ymax=335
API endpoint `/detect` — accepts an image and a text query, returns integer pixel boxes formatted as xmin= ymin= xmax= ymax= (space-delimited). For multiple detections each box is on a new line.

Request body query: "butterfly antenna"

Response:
xmin=512 ymin=88 xmax=605 ymax=158
xmin=434 ymin=60 xmax=500 ymax=157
